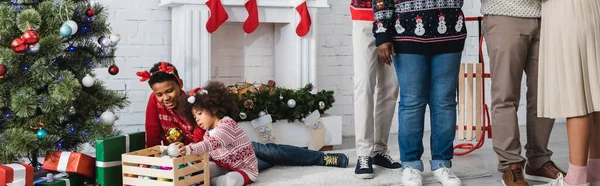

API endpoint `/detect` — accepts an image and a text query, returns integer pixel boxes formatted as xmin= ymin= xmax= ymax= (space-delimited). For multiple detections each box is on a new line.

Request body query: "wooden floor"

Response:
xmin=334 ymin=123 xmax=570 ymax=186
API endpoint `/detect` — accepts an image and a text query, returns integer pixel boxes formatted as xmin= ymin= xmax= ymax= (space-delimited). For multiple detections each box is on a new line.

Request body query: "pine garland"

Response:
xmin=229 ymin=80 xmax=335 ymax=123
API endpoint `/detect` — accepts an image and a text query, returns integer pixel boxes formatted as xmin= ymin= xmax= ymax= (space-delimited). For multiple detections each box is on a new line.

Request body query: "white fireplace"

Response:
xmin=159 ymin=0 xmax=329 ymax=90
xmin=159 ymin=0 xmax=343 ymax=148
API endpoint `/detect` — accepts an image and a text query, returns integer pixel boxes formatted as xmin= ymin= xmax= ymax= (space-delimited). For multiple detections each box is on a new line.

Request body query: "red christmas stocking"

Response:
xmin=243 ymin=0 xmax=259 ymax=34
xmin=295 ymin=0 xmax=312 ymax=37
xmin=206 ymin=0 xmax=229 ymax=33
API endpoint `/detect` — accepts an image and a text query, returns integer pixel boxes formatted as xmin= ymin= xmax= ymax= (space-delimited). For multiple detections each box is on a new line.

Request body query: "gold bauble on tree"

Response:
xmin=166 ymin=128 xmax=183 ymax=143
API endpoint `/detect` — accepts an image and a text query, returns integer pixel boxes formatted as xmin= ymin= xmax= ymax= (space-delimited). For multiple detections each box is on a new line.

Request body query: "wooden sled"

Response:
xmin=454 ymin=17 xmax=492 ymax=156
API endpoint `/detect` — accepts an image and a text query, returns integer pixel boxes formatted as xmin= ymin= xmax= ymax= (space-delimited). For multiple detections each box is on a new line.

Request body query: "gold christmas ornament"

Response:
xmin=166 ymin=128 xmax=183 ymax=143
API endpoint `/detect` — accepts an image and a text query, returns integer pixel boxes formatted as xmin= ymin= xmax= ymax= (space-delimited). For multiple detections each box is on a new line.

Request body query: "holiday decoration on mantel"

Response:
xmin=295 ymin=0 xmax=312 ymax=36
xmin=0 ymin=0 xmax=128 ymax=165
xmin=243 ymin=0 xmax=259 ymax=34
xmin=252 ymin=114 xmax=277 ymax=144
xmin=205 ymin=0 xmax=228 ymax=33
xmin=227 ymin=80 xmax=335 ymax=122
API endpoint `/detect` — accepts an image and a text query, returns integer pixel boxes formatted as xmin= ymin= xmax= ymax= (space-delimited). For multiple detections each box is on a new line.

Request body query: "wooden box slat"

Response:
xmin=123 ymin=177 xmax=174 ymax=186
xmin=122 ymin=166 xmax=174 ymax=179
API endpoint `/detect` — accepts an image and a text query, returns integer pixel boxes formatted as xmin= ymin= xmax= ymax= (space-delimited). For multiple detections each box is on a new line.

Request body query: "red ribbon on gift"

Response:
xmin=42 ymin=152 xmax=95 ymax=178
xmin=0 ymin=163 xmax=34 ymax=186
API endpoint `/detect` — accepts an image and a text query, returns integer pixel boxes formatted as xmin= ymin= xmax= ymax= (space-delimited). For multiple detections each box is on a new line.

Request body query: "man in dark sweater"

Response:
xmin=372 ymin=0 xmax=466 ymax=185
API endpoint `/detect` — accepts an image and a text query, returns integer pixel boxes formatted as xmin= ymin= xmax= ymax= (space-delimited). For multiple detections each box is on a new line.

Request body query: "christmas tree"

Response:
xmin=0 ymin=0 xmax=128 ymax=165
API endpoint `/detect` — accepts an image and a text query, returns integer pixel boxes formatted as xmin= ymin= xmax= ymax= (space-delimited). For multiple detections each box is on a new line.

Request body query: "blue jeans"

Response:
xmin=393 ymin=53 xmax=462 ymax=171
xmin=252 ymin=142 xmax=324 ymax=171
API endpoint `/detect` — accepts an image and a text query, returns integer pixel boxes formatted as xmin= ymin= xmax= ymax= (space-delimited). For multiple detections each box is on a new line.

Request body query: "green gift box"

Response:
xmin=33 ymin=173 xmax=85 ymax=186
xmin=95 ymin=132 xmax=145 ymax=186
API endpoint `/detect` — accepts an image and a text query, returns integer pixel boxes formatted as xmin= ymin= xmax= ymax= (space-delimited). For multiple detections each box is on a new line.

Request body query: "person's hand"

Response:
xmin=377 ymin=42 xmax=395 ymax=65
xmin=173 ymin=142 xmax=186 ymax=155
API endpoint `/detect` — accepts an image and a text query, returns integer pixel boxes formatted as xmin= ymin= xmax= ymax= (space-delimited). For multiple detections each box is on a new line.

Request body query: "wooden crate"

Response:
xmin=121 ymin=145 xmax=210 ymax=186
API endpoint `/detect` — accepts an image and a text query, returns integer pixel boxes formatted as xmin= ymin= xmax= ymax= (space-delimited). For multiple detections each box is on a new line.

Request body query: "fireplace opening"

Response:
xmin=211 ymin=23 xmax=282 ymax=85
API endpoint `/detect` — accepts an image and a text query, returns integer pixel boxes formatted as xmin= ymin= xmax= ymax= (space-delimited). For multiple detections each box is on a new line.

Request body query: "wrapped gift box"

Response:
xmin=0 ymin=163 xmax=34 ymax=186
xmin=42 ymin=152 xmax=95 ymax=178
xmin=95 ymin=132 xmax=145 ymax=186
xmin=33 ymin=173 xmax=85 ymax=186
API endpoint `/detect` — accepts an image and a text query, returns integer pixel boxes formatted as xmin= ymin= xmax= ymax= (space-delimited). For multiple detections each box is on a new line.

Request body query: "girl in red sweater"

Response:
xmin=173 ymin=81 xmax=258 ymax=186
xmin=139 ymin=62 xmax=204 ymax=146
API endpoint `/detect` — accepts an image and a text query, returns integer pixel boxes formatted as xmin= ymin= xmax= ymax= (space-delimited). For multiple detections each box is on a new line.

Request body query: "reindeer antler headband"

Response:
xmin=136 ymin=62 xmax=182 ymax=86
xmin=187 ymin=87 xmax=208 ymax=104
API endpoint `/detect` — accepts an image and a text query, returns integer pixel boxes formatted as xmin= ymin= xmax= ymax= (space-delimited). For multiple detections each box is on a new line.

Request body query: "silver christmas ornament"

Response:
xmin=68 ymin=106 xmax=76 ymax=115
xmin=109 ymin=33 xmax=121 ymax=43
xmin=99 ymin=37 xmax=112 ymax=47
xmin=81 ymin=74 xmax=95 ymax=87
xmin=319 ymin=101 xmax=326 ymax=110
xmin=29 ymin=43 xmax=40 ymax=52
xmin=287 ymin=99 xmax=296 ymax=108
xmin=100 ymin=111 xmax=116 ymax=124
xmin=167 ymin=143 xmax=180 ymax=157
xmin=239 ymin=112 xmax=247 ymax=120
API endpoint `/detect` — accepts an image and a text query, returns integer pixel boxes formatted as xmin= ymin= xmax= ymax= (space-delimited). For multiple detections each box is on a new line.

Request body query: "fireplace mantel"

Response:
xmin=159 ymin=0 xmax=329 ymax=90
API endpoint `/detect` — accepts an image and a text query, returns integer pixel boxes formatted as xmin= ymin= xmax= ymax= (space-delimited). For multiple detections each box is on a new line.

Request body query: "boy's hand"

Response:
xmin=377 ymin=42 xmax=395 ymax=66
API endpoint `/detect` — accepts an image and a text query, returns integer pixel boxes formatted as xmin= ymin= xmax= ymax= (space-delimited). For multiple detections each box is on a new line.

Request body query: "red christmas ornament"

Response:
xmin=0 ymin=64 xmax=7 ymax=77
xmin=108 ymin=65 xmax=119 ymax=75
xmin=11 ymin=38 xmax=27 ymax=53
xmin=22 ymin=30 xmax=40 ymax=45
xmin=86 ymin=9 xmax=95 ymax=17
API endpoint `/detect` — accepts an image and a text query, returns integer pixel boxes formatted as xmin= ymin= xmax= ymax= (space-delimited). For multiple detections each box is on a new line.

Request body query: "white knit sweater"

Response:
xmin=481 ymin=0 xmax=541 ymax=18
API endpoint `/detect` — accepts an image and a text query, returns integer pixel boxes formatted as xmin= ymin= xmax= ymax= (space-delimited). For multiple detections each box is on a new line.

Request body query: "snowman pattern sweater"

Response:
xmin=373 ymin=0 xmax=467 ymax=55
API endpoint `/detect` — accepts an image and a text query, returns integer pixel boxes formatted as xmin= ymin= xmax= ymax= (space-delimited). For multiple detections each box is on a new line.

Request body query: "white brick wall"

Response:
xmin=97 ymin=0 xmax=553 ymax=136
xmin=210 ymin=23 xmax=276 ymax=85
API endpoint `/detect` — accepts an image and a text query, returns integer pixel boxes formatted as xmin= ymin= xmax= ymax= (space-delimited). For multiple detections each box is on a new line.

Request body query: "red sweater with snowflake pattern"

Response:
xmin=188 ymin=117 xmax=258 ymax=184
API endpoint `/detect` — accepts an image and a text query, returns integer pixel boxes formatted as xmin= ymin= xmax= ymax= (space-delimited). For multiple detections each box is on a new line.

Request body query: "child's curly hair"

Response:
xmin=180 ymin=81 xmax=239 ymax=121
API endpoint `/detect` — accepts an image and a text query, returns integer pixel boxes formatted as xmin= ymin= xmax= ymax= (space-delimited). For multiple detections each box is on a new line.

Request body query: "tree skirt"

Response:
xmin=250 ymin=148 xmax=493 ymax=186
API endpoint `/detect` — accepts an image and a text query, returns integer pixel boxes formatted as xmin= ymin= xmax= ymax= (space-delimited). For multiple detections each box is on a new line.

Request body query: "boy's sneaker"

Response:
xmin=402 ymin=167 xmax=423 ymax=186
xmin=322 ymin=153 xmax=349 ymax=168
xmin=373 ymin=151 xmax=402 ymax=169
xmin=433 ymin=166 xmax=462 ymax=186
xmin=355 ymin=156 xmax=374 ymax=179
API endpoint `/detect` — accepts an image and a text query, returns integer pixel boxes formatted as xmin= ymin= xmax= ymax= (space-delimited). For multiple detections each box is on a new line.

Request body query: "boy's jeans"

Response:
xmin=393 ymin=52 xmax=462 ymax=171
xmin=252 ymin=142 xmax=324 ymax=171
